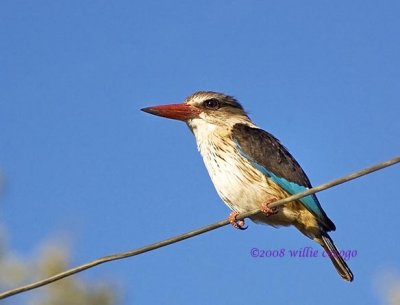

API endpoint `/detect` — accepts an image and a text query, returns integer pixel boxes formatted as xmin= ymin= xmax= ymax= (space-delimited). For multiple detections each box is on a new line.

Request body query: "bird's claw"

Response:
xmin=228 ymin=211 xmax=248 ymax=230
xmin=261 ymin=197 xmax=279 ymax=216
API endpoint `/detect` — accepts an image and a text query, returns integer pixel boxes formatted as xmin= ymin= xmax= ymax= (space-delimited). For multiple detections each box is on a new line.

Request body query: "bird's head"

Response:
xmin=141 ymin=91 xmax=250 ymax=131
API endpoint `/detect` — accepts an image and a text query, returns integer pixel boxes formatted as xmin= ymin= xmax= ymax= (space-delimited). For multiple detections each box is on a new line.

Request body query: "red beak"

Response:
xmin=141 ymin=103 xmax=201 ymax=121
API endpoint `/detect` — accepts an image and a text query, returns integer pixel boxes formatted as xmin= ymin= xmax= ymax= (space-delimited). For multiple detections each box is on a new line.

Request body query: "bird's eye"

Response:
xmin=203 ymin=98 xmax=221 ymax=110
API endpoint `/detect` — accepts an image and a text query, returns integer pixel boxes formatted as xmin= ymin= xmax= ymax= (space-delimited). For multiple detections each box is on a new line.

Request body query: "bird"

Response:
xmin=141 ymin=91 xmax=353 ymax=282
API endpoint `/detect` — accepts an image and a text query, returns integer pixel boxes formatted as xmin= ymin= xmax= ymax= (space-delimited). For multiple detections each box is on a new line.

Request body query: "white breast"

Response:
xmin=190 ymin=119 xmax=274 ymax=213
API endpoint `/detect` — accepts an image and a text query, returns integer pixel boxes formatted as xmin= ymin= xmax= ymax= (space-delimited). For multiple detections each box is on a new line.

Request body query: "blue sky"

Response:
xmin=1 ymin=0 xmax=399 ymax=304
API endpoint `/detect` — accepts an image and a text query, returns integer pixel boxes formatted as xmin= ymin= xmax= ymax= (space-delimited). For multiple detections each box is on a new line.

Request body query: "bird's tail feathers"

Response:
xmin=319 ymin=232 xmax=354 ymax=282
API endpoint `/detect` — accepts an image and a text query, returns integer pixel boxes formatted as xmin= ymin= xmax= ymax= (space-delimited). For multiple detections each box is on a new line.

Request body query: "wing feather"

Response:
xmin=232 ymin=123 xmax=335 ymax=231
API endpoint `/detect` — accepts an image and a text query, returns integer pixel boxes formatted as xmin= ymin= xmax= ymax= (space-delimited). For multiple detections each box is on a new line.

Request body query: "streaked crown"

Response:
xmin=184 ymin=91 xmax=245 ymax=114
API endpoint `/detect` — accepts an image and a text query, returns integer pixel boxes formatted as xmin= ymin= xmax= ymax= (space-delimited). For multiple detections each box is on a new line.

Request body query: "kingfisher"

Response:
xmin=141 ymin=91 xmax=353 ymax=282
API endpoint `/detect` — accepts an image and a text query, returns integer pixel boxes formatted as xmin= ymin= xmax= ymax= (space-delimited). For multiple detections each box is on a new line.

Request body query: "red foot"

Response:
xmin=261 ymin=197 xmax=279 ymax=216
xmin=228 ymin=211 xmax=248 ymax=230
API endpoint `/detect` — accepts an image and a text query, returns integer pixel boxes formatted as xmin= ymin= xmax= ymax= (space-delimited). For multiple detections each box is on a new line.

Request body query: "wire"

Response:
xmin=0 ymin=156 xmax=399 ymax=300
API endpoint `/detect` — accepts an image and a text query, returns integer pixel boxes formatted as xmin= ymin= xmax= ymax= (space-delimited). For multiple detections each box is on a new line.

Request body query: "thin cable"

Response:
xmin=0 ymin=156 xmax=399 ymax=300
